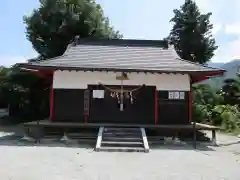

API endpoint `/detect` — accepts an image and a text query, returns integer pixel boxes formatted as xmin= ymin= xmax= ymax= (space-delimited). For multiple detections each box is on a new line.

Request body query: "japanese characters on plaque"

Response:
xmin=83 ymin=90 xmax=90 ymax=116
xmin=92 ymin=90 xmax=105 ymax=99
xmin=168 ymin=91 xmax=185 ymax=100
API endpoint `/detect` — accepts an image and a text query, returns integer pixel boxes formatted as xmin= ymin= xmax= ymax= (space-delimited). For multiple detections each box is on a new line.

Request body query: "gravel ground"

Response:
xmin=0 ymin=126 xmax=239 ymax=180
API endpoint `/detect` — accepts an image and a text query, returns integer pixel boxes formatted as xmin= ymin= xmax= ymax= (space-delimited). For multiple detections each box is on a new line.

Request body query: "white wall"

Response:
xmin=53 ymin=70 xmax=190 ymax=91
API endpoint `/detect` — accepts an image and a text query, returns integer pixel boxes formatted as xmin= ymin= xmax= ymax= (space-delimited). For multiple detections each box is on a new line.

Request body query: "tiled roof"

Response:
xmin=20 ymin=39 xmax=225 ymax=74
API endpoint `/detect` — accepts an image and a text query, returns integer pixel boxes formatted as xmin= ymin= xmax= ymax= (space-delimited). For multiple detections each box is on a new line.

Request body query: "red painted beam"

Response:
xmin=154 ymin=87 xmax=158 ymax=124
xmin=192 ymin=76 xmax=209 ymax=83
xmin=192 ymin=71 xmax=225 ymax=84
xmin=50 ymin=87 xmax=54 ymax=121
xmin=21 ymin=68 xmax=54 ymax=82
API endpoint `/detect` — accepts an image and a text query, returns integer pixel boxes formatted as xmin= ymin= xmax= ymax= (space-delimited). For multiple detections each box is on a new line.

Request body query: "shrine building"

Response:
xmin=18 ymin=38 xmax=224 ymax=152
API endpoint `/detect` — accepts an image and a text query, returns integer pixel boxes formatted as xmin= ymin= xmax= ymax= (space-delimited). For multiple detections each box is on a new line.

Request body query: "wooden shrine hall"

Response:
xmin=18 ymin=38 xmax=225 ymax=152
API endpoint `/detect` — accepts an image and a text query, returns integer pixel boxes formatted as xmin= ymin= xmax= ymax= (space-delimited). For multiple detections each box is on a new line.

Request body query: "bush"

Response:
xmin=193 ymin=104 xmax=211 ymax=123
xmin=212 ymin=105 xmax=240 ymax=132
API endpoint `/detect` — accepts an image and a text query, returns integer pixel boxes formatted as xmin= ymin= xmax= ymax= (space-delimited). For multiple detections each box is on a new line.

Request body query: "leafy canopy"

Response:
xmin=221 ymin=76 xmax=240 ymax=105
xmin=168 ymin=0 xmax=217 ymax=64
xmin=24 ymin=0 xmax=122 ymax=59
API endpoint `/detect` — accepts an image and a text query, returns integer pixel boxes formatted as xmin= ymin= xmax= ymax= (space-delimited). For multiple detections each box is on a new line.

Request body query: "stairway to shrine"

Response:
xmin=95 ymin=127 xmax=149 ymax=152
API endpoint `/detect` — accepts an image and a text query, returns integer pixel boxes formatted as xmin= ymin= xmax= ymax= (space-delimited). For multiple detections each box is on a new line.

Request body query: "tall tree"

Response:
xmin=193 ymin=84 xmax=223 ymax=106
xmin=6 ymin=0 xmax=122 ymax=121
xmin=24 ymin=0 xmax=122 ymax=59
xmin=0 ymin=65 xmax=48 ymax=120
xmin=221 ymin=76 xmax=240 ymax=105
xmin=168 ymin=0 xmax=217 ymax=64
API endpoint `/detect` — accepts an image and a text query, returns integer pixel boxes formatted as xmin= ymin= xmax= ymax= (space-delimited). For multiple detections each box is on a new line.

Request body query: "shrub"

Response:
xmin=212 ymin=105 xmax=240 ymax=132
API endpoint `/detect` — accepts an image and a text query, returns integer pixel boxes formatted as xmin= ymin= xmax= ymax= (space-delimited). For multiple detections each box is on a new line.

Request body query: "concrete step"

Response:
xmin=104 ymin=128 xmax=141 ymax=132
xmin=95 ymin=127 xmax=150 ymax=153
xmin=102 ymin=137 xmax=142 ymax=142
xmin=103 ymin=132 xmax=141 ymax=137
xmin=101 ymin=141 xmax=143 ymax=146
xmin=98 ymin=146 xmax=146 ymax=152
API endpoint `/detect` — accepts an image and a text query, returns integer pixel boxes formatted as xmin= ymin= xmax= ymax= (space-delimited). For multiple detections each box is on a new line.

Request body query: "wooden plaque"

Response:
xmin=83 ymin=89 xmax=90 ymax=116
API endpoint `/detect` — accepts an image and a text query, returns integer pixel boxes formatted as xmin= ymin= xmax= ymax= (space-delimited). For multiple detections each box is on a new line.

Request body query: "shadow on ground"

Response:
xmin=0 ymin=125 xmax=217 ymax=152
xmin=0 ymin=125 xmax=24 ymax=134
xmin=217 ymin=140 xmax=240 ymax=147
xmin=150 ymin=143 xmax=215 ymax=151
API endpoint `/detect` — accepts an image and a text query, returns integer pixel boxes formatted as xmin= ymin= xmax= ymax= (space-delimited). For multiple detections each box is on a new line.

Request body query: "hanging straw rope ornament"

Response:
xmin=98 ymin=82 xmax=143 ymax=93
xmin=98 ymin=72 xmax=144 ymax=111
xmin=98 ymin=82 xmax=144 ymax=105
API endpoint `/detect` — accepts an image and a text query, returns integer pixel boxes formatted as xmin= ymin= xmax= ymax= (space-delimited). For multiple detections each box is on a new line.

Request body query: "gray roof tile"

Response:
xmin=24 ymin=39 xmax=224 ymax=74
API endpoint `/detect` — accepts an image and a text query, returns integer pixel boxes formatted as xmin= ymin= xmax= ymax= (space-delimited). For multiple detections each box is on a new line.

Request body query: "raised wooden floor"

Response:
xmin=23 ymin=120 xmax=219 ymax=148
xmin=24 ymin=120 xmax=219 ymax=130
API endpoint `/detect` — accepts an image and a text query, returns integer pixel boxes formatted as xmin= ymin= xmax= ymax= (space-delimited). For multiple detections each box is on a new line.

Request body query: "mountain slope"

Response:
xmin=208 ymin=62 xmax=225 ymax=68
xmin=200 ymin=59 xmax=240 ymax=89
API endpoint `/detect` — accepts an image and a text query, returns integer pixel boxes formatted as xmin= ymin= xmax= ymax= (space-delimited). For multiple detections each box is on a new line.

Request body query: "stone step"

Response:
xmin=96 ymin=127 xmax=149 ymax=153
xmin=103 ymin=132 xmax=141 ymax=136
xmin=104 ymin=128 xmax=141 ymax=132
xmin=102 ymin=136 xmax=142 ymax=142
xmin=98 ymin=146 xmax=145 ymax=152
xmin=101 ymin=141 xmax=143 ymax=146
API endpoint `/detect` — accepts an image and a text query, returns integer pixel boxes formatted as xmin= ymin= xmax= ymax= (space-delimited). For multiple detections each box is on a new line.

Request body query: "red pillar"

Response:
xmin=154 ymin=87 xmax=158 ymax=124
xmin=84 ymin=115 xmax=88 ymax=123
xmin=50 ymin=87 xmax=54 ymax=121
xmin=188 ymin=88 xmax=192 ymax=122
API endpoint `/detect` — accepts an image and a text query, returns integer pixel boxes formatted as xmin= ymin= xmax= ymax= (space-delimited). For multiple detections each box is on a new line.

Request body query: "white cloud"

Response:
xmin=212 ymin=23 xmax=222 ymax=35
xmin=0 ymin=56 xmax=28 ymax=67
xmin=194 ymin=0 xmax=240 ymax=62
xmin=212 ymin=38 xmax=240 ymax=62
xmin=225 ymin=23 xmax=240 ymax=35
xmin=194 ymin=0 xmax=213 ymax=12
xmin=228 ymin=39 xmax=240 ymax=59
xmin=221 ymin=23 xmax=240 ymax=61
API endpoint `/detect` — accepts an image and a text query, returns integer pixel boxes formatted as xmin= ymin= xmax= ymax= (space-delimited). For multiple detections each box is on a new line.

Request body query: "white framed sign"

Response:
xmin=168 ymin=91 xmax=185 ymax=100
xmin=93 ymin=90 xmax=105 ymax=99
xmin=174 ymin=92 xmax=180 ymax=99
xmin=168 ymin=92 xmax=174 ymax=99
xmin=180 ymin=92 xmax=185 ymax=100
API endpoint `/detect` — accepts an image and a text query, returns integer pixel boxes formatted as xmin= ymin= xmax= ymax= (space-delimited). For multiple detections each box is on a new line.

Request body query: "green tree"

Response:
xmin=0 ymin=66 xmax=48 ymax=121
xmin=212 ymin=105 xmax=240 ymax=132
xmin=0 ymin=66 xmax=11 ymax=108
xmin=24 ymin=0 xmax=122 ymax=59
xmin=193 ymin=84 xmax=223 ymax=106
xmin=168 ymin=0 xmax=217 ymax=64
xmin=221 ymin=77 xmax=240 ymax=105
xmin=2 ymin=0 xmax=122 ymax=122
xmin=192 ymin=84 xmax=223 ymax=123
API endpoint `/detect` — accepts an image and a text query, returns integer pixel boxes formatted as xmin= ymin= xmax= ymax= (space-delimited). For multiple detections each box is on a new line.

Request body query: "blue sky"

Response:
xmin=0 ymin=0 xmax=239 ymax=67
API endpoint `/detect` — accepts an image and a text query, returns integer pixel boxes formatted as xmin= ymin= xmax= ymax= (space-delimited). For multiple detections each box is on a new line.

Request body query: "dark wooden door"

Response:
xmin=157 ymin=91 xmax=189 ymax=124
xmin=88 ymin=85 xmax=155 ymax=124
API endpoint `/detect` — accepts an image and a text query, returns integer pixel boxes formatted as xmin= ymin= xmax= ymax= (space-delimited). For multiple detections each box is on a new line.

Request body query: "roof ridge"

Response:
xmin=176 ymin=57 xmax=226 ymax=71
xmin=17 ymin=40 xmax=224 ymax=76
xmin=30 ymin=55 xmax=64 ymax=65
xmin=71 ymin=38 xmax=169 ymax=48
xmin=168 ymin=45 xmax=226 ymax=72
